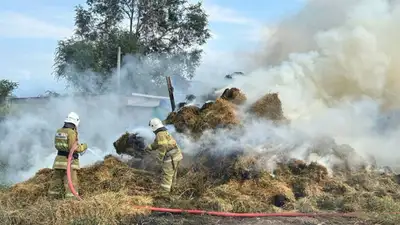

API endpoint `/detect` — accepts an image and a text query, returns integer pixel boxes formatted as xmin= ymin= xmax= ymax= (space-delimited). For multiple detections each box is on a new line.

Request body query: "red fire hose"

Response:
xmin=132 ymin=206 xmax=361 ymax=217
xmin=65 ymin=147 xmax=400 ymax=218
xmin=67 ymin=142 xmax=82 ymax=201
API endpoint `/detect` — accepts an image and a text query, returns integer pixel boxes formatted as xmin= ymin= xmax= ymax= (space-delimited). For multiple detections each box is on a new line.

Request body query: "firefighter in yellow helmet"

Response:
xmin=48 ymin=112 xmax=88 ymax=199
xmin=145 ymin=118 xmax=183 ymax=197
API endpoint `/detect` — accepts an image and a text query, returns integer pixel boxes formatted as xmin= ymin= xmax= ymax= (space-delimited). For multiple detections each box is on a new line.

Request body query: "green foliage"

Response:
xmin=0 ymin=80 xmax=18 ymax=117
xmin=0 ymin=80 xmax=18 ymax=99
xmin=54 ymin=0 xmax=211 ymax=94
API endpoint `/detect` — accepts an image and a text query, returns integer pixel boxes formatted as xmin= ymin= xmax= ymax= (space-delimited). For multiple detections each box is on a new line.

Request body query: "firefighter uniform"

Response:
xmin=146 ymin=118 xmax=183 ymax=195
xmin=48 ymin=112 xmax=87 ymax=199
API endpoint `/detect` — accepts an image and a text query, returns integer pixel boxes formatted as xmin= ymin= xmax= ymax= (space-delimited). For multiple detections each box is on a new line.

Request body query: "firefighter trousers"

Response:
xmin=47 ymin=168 xmax=79 ymax=199
xmin=160 ymin=159 xmax=180 ymax=194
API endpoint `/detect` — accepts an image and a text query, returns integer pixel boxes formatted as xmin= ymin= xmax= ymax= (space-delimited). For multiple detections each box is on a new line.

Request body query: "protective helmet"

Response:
xmin=64 ymin=112 xmax=80 ymax=127
xmin=149 ymin=118 xmax=164 ymax=132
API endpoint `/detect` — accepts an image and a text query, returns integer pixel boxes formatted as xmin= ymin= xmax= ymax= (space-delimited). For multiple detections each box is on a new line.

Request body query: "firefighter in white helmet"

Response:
xmin=145 ymin=118 xmax=183 ymax=197
xmin=48 ymin=112 xmax=88 ymax=199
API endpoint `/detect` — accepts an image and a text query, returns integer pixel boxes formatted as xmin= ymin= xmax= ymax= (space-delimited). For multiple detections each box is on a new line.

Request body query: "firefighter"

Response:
xmin=48 ymin=112 xmax=88 ymax=199
xmin=145 ymin=118 xmax=183 ymax=197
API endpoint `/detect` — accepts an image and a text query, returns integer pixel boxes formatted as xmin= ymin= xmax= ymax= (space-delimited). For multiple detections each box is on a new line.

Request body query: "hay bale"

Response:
xmin=194 ymin=98 xmax=240 ymax=133
xmin=249 ymin=93 xmax=286 ymax=121
xmin=166 ymin=95 xmax=240 ymax=134
xmin=113 ymin=132 xmax=130 ymax=154
xmin=113 ymin=133 xmax=146 ymax=157
xmin=164 ymin=111 xmax=177 ymax=124
xmin=170 ymin=105 xmax=200 ymax=133
xmin=220 ymin=88 xmax=247 ymax=105
xmin=200 ymin=101 xmax=214 ymax=111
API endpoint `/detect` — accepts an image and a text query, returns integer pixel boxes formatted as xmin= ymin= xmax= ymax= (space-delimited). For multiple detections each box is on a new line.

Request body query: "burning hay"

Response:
xmin=113 ymin=132 xmax=146 ymax=158
xmin=249 ymin=93 xmax=286 ymax=121
xmin=165 ymin=89 xmax=288 ymax=135
xmin=1 ymin=89 xmax=400 ymax=224
xmin=165 ymin=87 xmax=245 ymax=134
xmin=165 ymin=105 xmax=200 ymax=133
xmin=220 ymin=88 xmax=247 ymax=105
xmin=165 ymin=98 xmax=240 ymax=135
xmin=1 ymin=153 xmax=400 ymax=224
xmin=193 ymin=98 xmax=240 ymax=133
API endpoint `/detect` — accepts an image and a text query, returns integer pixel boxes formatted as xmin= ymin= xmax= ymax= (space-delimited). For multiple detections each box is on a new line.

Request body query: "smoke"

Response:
xmin=0 ymin=53 xmax=189 ymax=184
xmin=4 ymin=0 xmax=400 ymax=184
xmin=171 ymin=0 xmax=400 ymax=174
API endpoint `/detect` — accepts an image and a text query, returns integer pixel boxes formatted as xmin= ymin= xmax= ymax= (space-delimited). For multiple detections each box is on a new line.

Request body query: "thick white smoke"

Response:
xmin=3 ymin=0 xmax=400 ymax=184
xmin=0 ymin=93 xmax=159 ymax=183
xmin=0 ymin=54 xmax=178 ymax=184
xmin=182 ymin=0 xmax=400 ymax=173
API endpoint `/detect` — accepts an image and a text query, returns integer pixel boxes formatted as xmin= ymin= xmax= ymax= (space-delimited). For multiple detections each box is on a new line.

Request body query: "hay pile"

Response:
xmin=220 ymin=88 xmax=247 ymax=105
xmin=0 ymin=156 xmax=156 ymax=225
xmin=2 ymin=154 xmax=400 ymax=225
xmin=249 ymin=93 xmax=286 ymax=121
xmin=165 ymin=89 xmax=288 ymax=136
xmin=164 ymin=87 xmax=246 ymax=134
xmin=165 ymin=98 xmax=240 ymax=135
xmin=113 ymin=132 xmax=145 ymax=158
xmin=2 ymin=88 xmax=400 ymax=224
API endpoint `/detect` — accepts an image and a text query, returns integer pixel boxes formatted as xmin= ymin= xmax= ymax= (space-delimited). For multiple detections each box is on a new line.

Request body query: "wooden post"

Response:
xmin=166 ymin=76 xmax=176 ymax=112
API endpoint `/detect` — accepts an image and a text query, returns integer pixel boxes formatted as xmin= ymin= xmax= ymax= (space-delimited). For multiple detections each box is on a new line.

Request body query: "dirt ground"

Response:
xmin=131 ymin=214 xmax=372 ymax=225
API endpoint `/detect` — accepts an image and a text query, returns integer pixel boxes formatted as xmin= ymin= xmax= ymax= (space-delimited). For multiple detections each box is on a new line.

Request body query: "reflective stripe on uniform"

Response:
xmin=160 ymin=183 xmax=171 ymax=190
xmin=55 ymin=142 xmax=69 ymax=151
xmin=54 ymin=161 xmax=68 ymax=167
xmin=55 ymin=132 xmax=70 ymax=151
xmin=158 ymin=139 xmax=176 ymax=146
xmin=53 ymin=161 xmax=79 ymax=170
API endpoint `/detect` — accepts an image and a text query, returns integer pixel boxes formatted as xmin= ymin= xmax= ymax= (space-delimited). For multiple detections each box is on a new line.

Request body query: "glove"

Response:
xmin=80 ymin=143 xmax=88 ymax=151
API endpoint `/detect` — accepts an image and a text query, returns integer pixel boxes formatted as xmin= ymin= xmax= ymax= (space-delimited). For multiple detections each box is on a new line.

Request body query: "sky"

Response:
xmin=0 ymin=0 xmax=306 ymax=97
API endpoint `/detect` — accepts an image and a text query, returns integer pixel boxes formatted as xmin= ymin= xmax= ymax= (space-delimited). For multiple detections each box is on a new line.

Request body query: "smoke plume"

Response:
xmin=3 ymin=0 xmax=400 ymax=184
xmin=223 ymin=0 xmax=400 ymax=172
xmin=0 ymin=54 xmax=183 ymax=184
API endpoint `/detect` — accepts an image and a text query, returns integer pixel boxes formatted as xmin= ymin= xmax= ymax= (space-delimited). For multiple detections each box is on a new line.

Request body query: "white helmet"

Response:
xmin=149 ymin=118 xmax=164 ymax=132
xmin=64 ymin=112 xmax=80 ymax=127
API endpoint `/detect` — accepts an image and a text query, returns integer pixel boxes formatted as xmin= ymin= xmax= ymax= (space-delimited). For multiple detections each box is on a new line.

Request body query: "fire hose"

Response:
xmin=65 ymin=145 xmax=400 ymax=218
xmin=67 ymin=142 xmax=82 ymax=201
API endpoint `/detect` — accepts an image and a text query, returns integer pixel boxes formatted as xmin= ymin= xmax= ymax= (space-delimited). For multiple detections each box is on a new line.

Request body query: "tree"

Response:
xmin=0 ymin=79 xmax=18 ymax=117
xmin=0 ymin=80 xmax=18 ymax=100
xmin=54 ymin=0 xmax=211 ymax=94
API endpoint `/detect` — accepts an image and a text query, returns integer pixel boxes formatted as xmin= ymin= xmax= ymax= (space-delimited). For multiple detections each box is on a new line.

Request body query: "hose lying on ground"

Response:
xmin=66 ymin=147 xmax=400 ymax=218
xmin=132 ymin=206 xmax=362 ymax=217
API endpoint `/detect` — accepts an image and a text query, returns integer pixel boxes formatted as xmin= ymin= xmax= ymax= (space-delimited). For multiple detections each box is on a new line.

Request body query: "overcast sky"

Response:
xmin=0 ymin=0 xmax=305 ymax=97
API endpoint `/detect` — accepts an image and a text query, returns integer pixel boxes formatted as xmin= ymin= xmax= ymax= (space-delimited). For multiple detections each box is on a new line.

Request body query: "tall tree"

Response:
xmin=0 ymin=80 xmax=18 ymax=101
xmin=54 ymin=0 xmax=210 ymax=94
xmin=0 ymin=79 xmax=18 ymax=117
